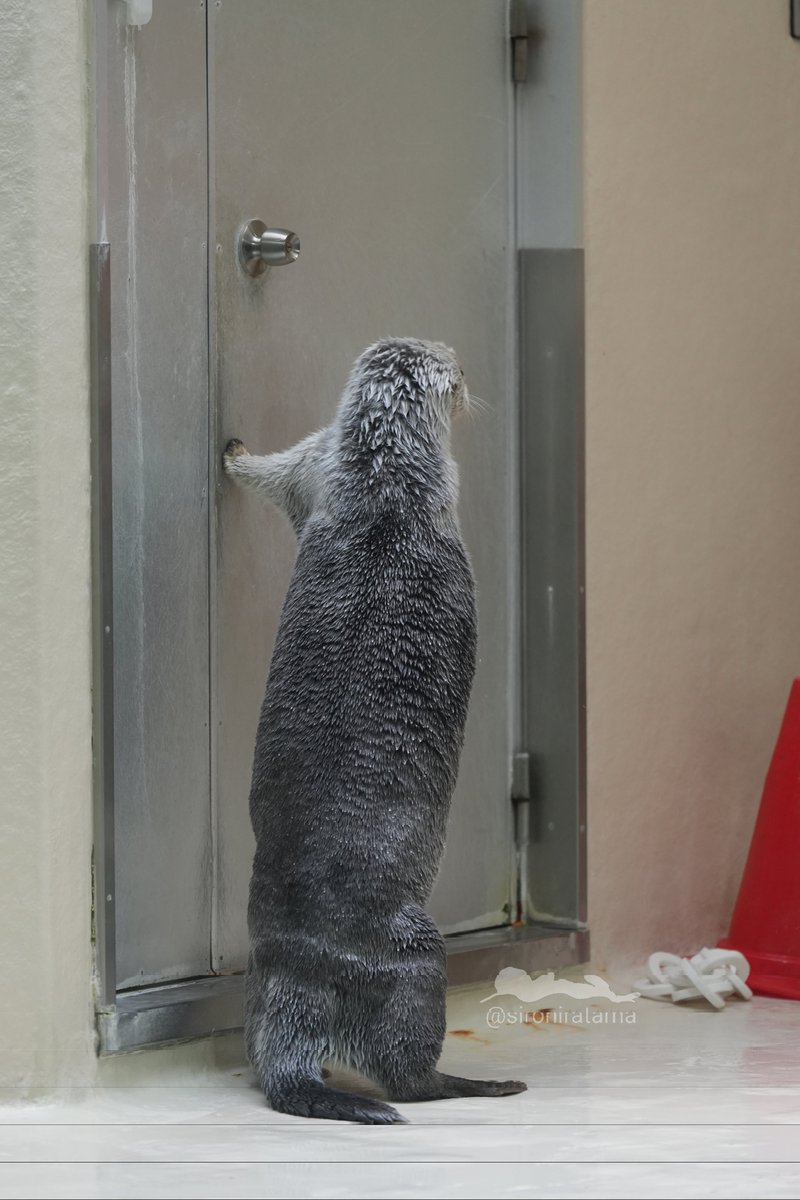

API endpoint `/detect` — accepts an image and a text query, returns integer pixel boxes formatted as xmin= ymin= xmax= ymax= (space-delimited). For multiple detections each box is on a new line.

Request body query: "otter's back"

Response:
xmin=248 ymin=509 xmax=476 ymax=905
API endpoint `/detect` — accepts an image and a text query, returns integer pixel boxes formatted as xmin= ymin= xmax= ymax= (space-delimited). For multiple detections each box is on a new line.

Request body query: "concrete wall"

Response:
xmin=0 ymin=0 xmax=95 ymax=1089
xmin=583 ymin=0 xmax=800 ymax=964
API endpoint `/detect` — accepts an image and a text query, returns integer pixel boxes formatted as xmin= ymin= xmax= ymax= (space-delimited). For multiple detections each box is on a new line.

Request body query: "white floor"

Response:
xmin=2 ymin=974 xmax=800 ymax=1199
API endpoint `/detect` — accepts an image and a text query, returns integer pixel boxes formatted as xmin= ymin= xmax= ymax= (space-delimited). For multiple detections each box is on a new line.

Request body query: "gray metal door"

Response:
xmin=211 ymin=0 xmax=517 ymax=972
xmin=107 ymin=0 xmax=517 ymax=992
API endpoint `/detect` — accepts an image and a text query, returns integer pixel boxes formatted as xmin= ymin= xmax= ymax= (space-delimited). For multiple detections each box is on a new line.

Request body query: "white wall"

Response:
xmin=583 ymin=0 xmax=800 ymax=965
xmin=0 ymin=0 xmax=95 ymax=1090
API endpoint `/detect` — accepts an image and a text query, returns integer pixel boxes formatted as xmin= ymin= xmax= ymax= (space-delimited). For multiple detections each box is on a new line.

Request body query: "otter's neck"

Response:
xmin=330 ymin=387 xmax=458 ymax=522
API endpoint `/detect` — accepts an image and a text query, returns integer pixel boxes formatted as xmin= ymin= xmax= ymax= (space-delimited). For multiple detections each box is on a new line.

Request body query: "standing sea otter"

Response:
xmin=223 ymin=337 xmax=526 ymax=1124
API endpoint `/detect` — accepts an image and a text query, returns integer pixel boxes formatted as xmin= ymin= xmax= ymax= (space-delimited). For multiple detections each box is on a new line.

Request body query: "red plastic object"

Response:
xmin=719 ymin=679 xmax=800 ymax=1000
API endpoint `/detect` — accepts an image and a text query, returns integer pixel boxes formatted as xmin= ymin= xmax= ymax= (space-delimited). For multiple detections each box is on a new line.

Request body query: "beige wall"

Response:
xmin=0 ymin=0 xmax=95 ymax=1089
xmin=583 ymin=0 xmax=800 ymax=964
xmin=4 ymin=0 xmax=800 ymax=1091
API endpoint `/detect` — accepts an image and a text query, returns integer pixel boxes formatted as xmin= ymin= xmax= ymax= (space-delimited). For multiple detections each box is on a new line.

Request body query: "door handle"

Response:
xmin=237 ymin=219 xmax=301 ymax=277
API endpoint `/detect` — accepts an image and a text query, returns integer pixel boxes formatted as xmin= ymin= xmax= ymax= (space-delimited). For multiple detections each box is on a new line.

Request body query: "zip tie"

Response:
xmin=634 ymin=947 xmax=753 ymax=1009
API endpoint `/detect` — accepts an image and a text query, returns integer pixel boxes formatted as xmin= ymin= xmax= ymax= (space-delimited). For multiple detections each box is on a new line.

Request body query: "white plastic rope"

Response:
xmin=634 ymin=947 xmax=753 ymax=1010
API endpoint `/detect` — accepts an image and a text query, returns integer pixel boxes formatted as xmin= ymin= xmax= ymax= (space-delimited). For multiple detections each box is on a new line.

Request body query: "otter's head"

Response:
xmin=335 ymin=337 xmax=468 ymax=509
xmin=349 ymin=337 xmax=469 ymax=438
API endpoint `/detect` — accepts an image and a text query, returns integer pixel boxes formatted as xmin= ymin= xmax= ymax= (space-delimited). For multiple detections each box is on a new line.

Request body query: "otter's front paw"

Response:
xmin=222 ymin=438 xmax=249 ymax=472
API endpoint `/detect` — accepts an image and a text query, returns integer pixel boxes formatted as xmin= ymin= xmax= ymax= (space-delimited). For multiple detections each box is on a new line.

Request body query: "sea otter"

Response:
xmin=223 ymin=337 xmax=525 ymax=1124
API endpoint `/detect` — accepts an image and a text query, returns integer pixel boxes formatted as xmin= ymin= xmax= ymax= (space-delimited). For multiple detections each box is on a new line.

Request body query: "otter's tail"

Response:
xmin=268 ymin=1075 xmax=407 ymax=1125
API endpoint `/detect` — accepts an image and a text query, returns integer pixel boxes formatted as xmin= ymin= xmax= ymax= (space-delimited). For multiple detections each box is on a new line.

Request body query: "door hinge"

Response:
xmin=512 ymin=751 xmax=533 ymax=844
xmin=510 ymin=0 xmax=529 ymax=84
xmin=511 ymin=751 xmax=531 ymax=803
xmin=512 ymin=752 xmax=532 ymax=922
xmin=513 ymin=748 xmax=532 ymax=844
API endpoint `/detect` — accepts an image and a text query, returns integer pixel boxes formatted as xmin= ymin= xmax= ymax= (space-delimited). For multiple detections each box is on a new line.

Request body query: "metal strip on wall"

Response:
xmin=90 ymin=239 xmax=117 ymax=1011
xmin=519 ymin=248 xmax=587 ymax=928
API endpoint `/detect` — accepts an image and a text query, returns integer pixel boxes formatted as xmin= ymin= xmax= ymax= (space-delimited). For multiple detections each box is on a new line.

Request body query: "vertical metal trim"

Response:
xmin=206 ymin=0 xmax=222 ymax=972
xmin=90 ymin=240 xmax=117 ymax=1009
xmin=93 ymin=2 xmax=110 ymax=244
xmin=513 ymin=2 xmax=586 ymax=930
xmin=507 ymin=0 xmax=526 ymax=921
xmin=574 ymin=261 xmax=588 ymax=929
xmin=519 ymin=247 xmax=586 ymax=929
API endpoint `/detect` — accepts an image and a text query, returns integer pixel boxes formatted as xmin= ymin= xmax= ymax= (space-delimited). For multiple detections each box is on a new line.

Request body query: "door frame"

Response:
xmin=91 ymin=0 xmax=587 ymax=1054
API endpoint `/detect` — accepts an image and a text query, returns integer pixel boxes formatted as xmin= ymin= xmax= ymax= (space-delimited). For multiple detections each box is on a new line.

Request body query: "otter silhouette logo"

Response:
xmin=481 ymin=968 xmax=640 ymax=1005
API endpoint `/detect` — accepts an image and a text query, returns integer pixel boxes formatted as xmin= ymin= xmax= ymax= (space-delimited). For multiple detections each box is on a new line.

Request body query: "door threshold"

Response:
xmin=97 ymin=924 xmax=589 ymax=1055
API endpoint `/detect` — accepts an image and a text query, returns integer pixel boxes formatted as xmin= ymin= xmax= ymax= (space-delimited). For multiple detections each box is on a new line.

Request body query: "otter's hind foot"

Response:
xmin=268 ymin=1078 xmax=407 ymax=1125
xmin=388 ymin=1071 xmax=527 ymax=1102
xmin=440 ymin=1073 xmax=527 ymax=1098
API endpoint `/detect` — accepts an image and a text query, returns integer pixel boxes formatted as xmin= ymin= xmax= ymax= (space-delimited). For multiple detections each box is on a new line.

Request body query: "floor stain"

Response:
xmin=448 ymin=1028 xmax=490 ymax=1046
xmin=525 ymin=1009 xmax=583 ymax=1032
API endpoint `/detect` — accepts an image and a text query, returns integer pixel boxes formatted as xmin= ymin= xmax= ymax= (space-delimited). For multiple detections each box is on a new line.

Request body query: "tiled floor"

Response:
xmin=2 ymin=973 xmax=800 ymax=1198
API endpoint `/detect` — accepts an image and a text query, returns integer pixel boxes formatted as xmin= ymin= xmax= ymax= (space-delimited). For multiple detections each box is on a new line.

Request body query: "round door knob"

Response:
xmin=237 ymin=219 xmax=301 ymax=277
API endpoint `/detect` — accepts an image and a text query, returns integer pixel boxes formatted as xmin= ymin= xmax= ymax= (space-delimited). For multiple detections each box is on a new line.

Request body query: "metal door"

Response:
xmin=210 ymin=0 xmax=517 ymax=971
xmin=103 ymin=0 xmax=519 ymax=1002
